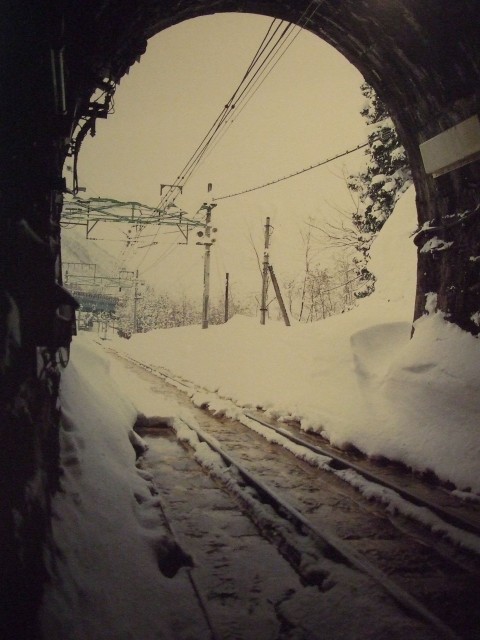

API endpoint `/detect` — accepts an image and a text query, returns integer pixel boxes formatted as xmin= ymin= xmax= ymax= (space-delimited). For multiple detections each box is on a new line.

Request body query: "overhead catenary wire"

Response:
xmin=181 ymin=2 xmax=325 ymax=179
xmin=154 ymin=0 xmax=325 ymax=211
xmin=138 ymin=241 xmax=179 ymax=275
xmin=171 ymin=23 xmax=297 ymax=193
xmin=132 ymin=18 xmax=297 ymax=268
xmin=197 ymin=2 xmax=325 ymax=169
xmin=124 ymin=0 xmax=329 ymax=269
xmin=213 ymin=142 xmax=368 ymax=201
xmin=154 ymin=19 xmax=296 ymax=213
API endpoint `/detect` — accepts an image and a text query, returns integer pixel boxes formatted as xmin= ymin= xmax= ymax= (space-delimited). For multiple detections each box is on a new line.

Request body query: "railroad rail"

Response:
xmin=107 ymin=346 xmax=480 ymax=640
xmin=242 ymin=412 xmax=480 ymax=537
xmin=112 ymin=348 xmax=480 ymax=539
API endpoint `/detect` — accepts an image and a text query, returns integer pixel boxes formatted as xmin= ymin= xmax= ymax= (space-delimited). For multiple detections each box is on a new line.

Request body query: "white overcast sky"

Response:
xmin=70 ymin=12 xmax=367 ymax=301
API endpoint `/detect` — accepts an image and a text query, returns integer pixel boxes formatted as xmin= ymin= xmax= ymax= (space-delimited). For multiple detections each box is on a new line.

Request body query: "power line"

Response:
xmin=138 ymin=240 xmax=180 ymax=275
xmin=174 ymin=23 xmax=296 ymax=194
xmin=155 ymin=1 xmax=324 ymax=210
xmin=125 ymin=2 xmax=328 ymax=267
xmin=135 ymin=19 xmax=295 ymax=268
xmin=213 ymin=142 xmax=368 ymax=201
xmin=192 ymin=2 xmax=325 ymax=175
xmin=155 ymin=19 xmax=295 ymax=212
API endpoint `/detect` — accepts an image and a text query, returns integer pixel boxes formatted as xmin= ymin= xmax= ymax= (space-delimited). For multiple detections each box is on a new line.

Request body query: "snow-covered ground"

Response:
xmin=111 ymin=186 xmax=480 ymax=494
xmin=42 ymin=185 xmax=480 ymax=638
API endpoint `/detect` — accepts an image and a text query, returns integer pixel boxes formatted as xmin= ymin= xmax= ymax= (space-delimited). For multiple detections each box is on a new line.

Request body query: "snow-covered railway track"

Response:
xmin=109 ymin=348 xmax=480 ymax=639
xmin=243 ymin=411 xmax=480 ymax=539
xmin=113 ymin=348 xmax=480 ymax=540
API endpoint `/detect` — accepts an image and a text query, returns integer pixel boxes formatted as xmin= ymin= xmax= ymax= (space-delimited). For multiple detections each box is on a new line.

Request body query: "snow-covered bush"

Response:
xmin=348 ymin=83 xmax=412 ymax=297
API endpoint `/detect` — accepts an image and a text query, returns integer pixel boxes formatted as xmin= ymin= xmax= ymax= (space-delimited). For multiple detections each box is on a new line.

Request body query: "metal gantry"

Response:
xmin=63 ymin=262 xmax=136 ymax=313
xmin=61 ymin=195 xmax=206 ymax=244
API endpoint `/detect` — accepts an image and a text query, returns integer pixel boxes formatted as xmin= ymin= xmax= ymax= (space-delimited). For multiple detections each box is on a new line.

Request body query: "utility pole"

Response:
xmin=133 ymin=269 xmax=139 ymax=333
xmin=199 ymin=200 xmax=217 ymax=329
xmin=260 ymin=216 xmax=271 ymax=325
xmin=268 ymin=265 xmax=291 ymax=327
xmin=224 ymin=272 xmax=229 ymax=323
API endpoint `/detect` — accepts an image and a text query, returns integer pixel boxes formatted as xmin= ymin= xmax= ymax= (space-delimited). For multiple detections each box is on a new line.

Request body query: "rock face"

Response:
xmin=0 ymin=1 xmax=479 ymax=637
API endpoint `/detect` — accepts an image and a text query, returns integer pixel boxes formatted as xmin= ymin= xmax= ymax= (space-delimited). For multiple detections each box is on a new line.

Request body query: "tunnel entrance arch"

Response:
xmin=1 ymin=2 xmax=479 ymax=637
xmin=63 ymin=0 xmax=480 ymax=333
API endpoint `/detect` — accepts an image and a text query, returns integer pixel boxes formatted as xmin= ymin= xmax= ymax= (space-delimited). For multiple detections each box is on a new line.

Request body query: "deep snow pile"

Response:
xmin=41 ymin=339 xmax=211 ymax=640
xmin=112 ymin=186 xmax=480 ymax=493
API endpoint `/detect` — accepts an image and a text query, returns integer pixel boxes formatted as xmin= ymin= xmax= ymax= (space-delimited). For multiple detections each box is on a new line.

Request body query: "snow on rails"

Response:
xmin=107 ymin=345 xmax=480 ymax=640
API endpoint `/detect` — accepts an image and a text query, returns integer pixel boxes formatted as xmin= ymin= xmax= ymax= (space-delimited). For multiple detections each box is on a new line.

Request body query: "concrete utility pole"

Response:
xmin=133 ymin=269 xmax=140 ymax=333
xmin=260 ymin=216 xmax=271 ymax=325
xmin=224 ymin=272 xmax=229 ymax=323
xmin=200 ymin=201 xmax=217 ymax=329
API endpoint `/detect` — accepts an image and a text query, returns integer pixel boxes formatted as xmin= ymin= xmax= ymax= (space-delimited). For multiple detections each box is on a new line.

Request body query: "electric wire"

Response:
xmin=213 ymin=142 xmax=368 ymax=201
xmin=154 ymin=19 xmax=276 ymax=207
xmin=134 ymin=18 xmax=295 ymax=268
xmin=170 ymin=259 xmax=201 ymax=290
xmin=158 ymin=19 xmax=286 ymax=204
xmin=198 ymin=4 xmax=323 ymax=169
xmin=174 ymin=20 xmax=288 ymax=191
xmin=121 ymin=1 xmax=328 ymax=270
xmin=171 ymin=22 xmax=296 ymax=195
xmin=129 ymin=5 xmax=321 ymax=267
xmin=154 ymin=19 xmax=294 ymax=213
xmin=243 ymin=18 xmax=284 ymax=78
xmin=138 ymin=240 xmax=180 ymax=275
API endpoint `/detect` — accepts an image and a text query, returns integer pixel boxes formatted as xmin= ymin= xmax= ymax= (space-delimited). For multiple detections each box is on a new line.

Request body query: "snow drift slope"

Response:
xmin=113 ymin=186 xmax=480 ymax=493
xmin=43 ymin=339 xmax=211 ymax=639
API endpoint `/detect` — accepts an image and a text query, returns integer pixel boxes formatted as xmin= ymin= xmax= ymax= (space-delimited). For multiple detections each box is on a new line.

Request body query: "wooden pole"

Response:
xmin=268 ymin=265 xmax=291 ymax=326
xmin=133 ymin=269 xmax=139 ymax=333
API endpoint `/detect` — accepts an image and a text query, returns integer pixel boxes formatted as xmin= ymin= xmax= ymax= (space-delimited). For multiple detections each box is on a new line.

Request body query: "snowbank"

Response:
xmin=42 ymin=338 xmax=209 ymax=639
xmin=112 ymin=186 xmax=480 ymax=493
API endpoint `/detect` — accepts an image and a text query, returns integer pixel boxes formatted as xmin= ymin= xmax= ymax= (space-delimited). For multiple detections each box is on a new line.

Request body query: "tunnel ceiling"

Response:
xmin=66 ymin=0 xmax=479 ymax=144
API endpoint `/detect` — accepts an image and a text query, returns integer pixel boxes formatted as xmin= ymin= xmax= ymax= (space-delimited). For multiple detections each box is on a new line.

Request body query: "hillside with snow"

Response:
xmin=61 ymin=226 xmax=120 ymax=276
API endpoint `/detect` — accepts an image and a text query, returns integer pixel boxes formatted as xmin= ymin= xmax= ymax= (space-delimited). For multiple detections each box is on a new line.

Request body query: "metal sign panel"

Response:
xmin=420 ymin=115 xmax=480 ymax=177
